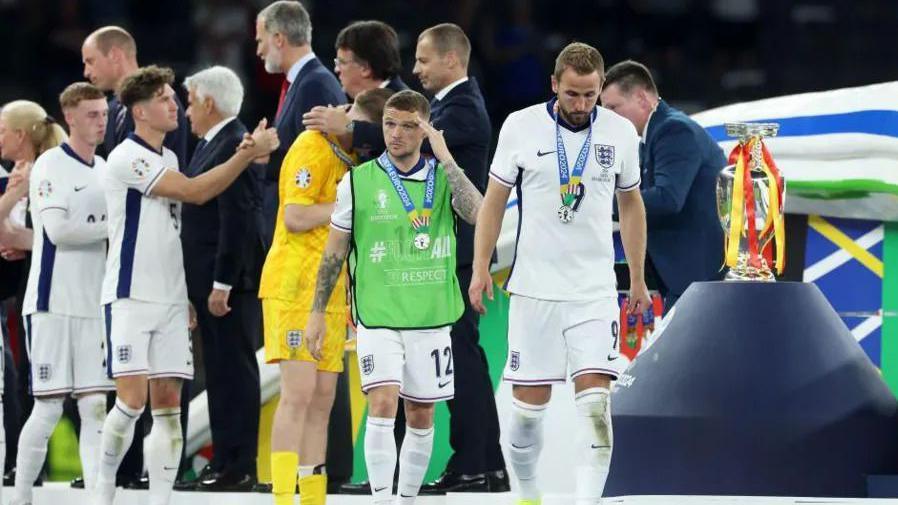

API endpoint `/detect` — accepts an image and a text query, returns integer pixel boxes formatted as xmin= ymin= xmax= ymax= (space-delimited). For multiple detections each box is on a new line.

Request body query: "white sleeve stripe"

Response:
xmin=330 ymin=221 xmax=351 ymax=232
xmin=489 ymin=171 xmax=515 ymax=188
xmin=615 ymin=178 xmax=641 ymax=192
xmin=144 ymin=167 xmax=167 ymax=194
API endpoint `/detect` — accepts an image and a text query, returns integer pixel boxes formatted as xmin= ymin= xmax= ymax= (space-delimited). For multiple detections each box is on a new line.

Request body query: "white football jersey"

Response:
xmin=101 ymin=133 xmax=187 ymax=305
xmin=23 ymin=144 xmax=108 ymax=318
xmin=489 ymin=100 xmax=641 ymax=301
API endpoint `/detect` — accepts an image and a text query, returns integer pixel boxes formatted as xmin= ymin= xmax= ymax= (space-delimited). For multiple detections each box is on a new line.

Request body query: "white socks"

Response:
xmin=14 ymin=397 xmax=64 ymax=504
xmin=146 ymin=407 xmax=183 ymax=505
xmin=77 ymin=394 xmax=107 ymax=493
xmin=396 ymin=425 xmax=434 ymax=503
xmin=364 ymin=417 xmax=397 ymax=505
xmin=508 ymin=398 xmax=547 ymax=502
xmin=95 ymin=398 xmax=143 ymax=505
xmin=574 ymin=387 xmax=613 ymax=505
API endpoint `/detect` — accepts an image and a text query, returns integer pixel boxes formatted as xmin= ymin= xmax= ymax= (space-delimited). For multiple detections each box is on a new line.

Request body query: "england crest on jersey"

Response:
xmin=595 ymin=144 xmax=615 ymax=169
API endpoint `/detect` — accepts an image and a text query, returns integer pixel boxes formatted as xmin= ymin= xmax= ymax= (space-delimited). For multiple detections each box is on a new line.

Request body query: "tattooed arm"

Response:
xmin=305 ymin=228 xmax=351 ymax=359
xmin=442 ymin=159 xmax=483 ymax=225
xmin=415 ymin=115 xmax=483 ymax=225
xmin=311 ymin=229 xmax=351 ymax=313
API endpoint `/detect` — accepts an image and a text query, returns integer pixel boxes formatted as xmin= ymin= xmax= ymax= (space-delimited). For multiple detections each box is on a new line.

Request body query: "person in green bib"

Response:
xmin=306 ymin=89 xmax=482 ymax=504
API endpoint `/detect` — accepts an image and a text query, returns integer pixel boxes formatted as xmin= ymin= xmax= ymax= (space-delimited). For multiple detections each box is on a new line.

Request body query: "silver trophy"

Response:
xmin=716 ymin=122 xmax=784 ymax=281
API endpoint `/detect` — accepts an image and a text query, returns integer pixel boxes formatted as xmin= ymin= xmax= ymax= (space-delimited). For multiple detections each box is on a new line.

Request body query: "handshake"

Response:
xmin=237 ymin=118 xmax=280 ymax=163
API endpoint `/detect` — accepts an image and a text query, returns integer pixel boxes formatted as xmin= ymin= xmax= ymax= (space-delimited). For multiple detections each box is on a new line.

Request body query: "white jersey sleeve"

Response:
xmin=489 ymin=115 xmax=522 ymax=188
xmin=616 ymin=127 xmax=641 ymax=192
xmin=330 ymin=173 xmax=352 ymax=232
xmin=30 ymin=156 xmax=67 ymax=213
xmin=106 ymin=148 xmax=168 ymax=195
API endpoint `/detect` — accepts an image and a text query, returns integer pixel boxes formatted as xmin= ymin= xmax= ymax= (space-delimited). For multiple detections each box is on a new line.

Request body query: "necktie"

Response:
xmin=275 ymin=79 xmax=289 ymax=121
xmin=192 ymin=139 xmax=208 ymax=160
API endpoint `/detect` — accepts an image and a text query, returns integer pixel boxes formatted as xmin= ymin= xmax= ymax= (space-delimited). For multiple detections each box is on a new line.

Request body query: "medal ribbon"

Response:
xmin=378 ymin=152 xmax=436 ymax=233
xmin=555 ymin=105 xmax=596 ymax=207
xmin=325 ymin=135 xmax=356 ymax=169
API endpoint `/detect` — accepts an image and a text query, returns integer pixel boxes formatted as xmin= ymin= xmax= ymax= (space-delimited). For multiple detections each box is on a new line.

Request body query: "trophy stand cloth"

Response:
xmin=605 ymin=281 xmax=898 ymax=498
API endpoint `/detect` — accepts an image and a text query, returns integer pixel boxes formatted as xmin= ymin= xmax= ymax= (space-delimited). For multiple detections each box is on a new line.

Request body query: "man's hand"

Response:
xmin=305 ymin=312 xmax=326 ymax=361
xmin=188 ymin=302 xmax=198 ymax=331
xmin=415 ymin=115 xmax=453 ymax=165
xmin=302 ymin=105 xmax=350 ymax=135
xmin=469 ymin=266 xmax=494 ymax=315
xmin=208 ymin=288 xmax=231 ymax=317
xmin=238 ymin=118 xmax=278 ymax=163
xmin=627 ymin=278 xmax=652 ymax=316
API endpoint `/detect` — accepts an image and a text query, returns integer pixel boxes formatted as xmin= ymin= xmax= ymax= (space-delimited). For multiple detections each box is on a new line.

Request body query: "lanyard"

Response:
xmin=556 ymin=107 xmax=596 ymax=207
xmin=378 ymin=152 xmax=436 ymax=232
xmin=325 ymin=136 xmax=355 ymax=169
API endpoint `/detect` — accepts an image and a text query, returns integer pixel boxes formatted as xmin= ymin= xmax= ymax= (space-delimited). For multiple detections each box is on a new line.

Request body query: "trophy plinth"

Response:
xmin=717 ymin=121 xmax=784 ymax=281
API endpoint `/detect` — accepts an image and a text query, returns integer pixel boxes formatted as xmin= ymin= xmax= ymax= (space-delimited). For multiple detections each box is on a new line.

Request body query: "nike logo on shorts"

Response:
xmin=438 ymin=380 xmax=452 ymax=389
xmin=536 ymin=150 xmax=556 ymax=157
xmin=74 ymin=185 xmax=87 ymax=192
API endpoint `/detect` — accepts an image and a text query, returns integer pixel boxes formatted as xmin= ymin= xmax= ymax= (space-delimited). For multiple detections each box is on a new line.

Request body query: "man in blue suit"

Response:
xmin=82 ymin=26 xmax=189 ymax=170
xmin=414 ymin=23 xmax=509 ymax=495
xmin=601 ymin=60 xmax=725 ymax=309
xmin=301 ymin=20 xmax=410 ymax=161
xmin=255 ymin=0 xmax=346 ymax=242
xmin=181 ymin=66 xmax=265 ymax=491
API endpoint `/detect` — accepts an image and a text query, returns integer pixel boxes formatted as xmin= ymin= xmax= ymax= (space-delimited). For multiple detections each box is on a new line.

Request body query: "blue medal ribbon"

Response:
xmin=555 ymin=106 xmax=597 ymax=207
xmin=378 ymin=151 xmax=436 ymax=232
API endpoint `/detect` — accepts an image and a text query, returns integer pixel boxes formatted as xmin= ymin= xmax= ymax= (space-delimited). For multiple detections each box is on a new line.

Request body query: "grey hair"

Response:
xmin=184 ymin=66 xmax=244 ymax=117
xmin=257 ymin=0 xmax=312 ymax=47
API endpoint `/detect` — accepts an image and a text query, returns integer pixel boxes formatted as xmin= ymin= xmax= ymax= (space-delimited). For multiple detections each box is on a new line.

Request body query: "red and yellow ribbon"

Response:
xmin=725 ymin=138 xmax=786 ymax=275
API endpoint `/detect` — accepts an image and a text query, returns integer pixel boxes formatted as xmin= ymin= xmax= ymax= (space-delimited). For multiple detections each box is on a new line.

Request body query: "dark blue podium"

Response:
xmin=606 ymin=281 xmax=898 ymax=498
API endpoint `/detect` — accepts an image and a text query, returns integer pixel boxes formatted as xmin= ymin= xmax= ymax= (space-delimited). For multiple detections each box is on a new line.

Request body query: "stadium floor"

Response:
xmin=11 ymin=483 xmax=898 ymax=504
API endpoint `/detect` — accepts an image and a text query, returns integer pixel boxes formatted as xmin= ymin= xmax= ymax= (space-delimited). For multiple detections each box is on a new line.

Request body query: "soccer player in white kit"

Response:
xmin=470 ymin=43 xmax=651 ymax=505
xmin=13 ymin=82 xmax=114 ymax=504
xmin=94 ymin=65 xmax=279 ymax=505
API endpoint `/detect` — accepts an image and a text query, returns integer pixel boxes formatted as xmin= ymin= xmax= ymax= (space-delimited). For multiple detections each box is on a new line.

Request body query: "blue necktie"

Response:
xmin=192 ymin=139 xmax=208 ymax=164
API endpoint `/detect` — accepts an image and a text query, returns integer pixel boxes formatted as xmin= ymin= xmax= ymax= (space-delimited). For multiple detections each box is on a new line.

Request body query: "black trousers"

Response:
xmin=394 ymin=266 xmax=505 ymax=475
xmin=193 ymin=290 xmax=261 ymax=475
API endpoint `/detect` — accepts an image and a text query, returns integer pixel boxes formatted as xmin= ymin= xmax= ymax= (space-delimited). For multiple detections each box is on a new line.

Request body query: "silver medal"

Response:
xmin=413 ymin=232 xmax=431 ymax=250
xmin=558 ymin=205 xmax=574 ymax=224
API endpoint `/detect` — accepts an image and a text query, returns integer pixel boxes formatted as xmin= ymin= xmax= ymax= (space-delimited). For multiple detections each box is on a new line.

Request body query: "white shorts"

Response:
xmin=104 ymin=299 xmax=194 ymax=380
xmin=356 ymin=324 xmax=454 ymax=403
xmin=504 ymin=295 xmax=624 ymax=385
xmin=25 ymin=312 xmax=114 ymax=396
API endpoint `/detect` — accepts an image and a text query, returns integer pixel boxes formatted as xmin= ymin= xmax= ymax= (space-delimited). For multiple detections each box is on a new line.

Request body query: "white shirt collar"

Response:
xmin=377 ymin=79 xmax=390 ymax=88
xmin=286 ymin=52 xmax=316 ymax=84
xmin=204 ymin=116 xmax=236 ymax=142
xmin=641 ymin=100 xmax=660 ymax=144
xmin=434 ymin=76 xmax=469 ymax=101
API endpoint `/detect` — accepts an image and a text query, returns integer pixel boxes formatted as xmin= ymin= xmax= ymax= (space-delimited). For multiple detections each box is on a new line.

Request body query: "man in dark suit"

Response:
xmin=81 ymin=25 xmax=190 ymax=489
xmin=601 ymin=60 xmax=725 ymax=309
xmin=181 ymin=66 xmax=265 ymax=491
xmin=414 ymin=23 xmax=509 ymax=495
xmin=302 ymin=20 xmax=409 ymax=161
xmin=82 ymin=26 xmax=189 ymax=169
xmin=255 ymin=0 xmax=346 ymax=243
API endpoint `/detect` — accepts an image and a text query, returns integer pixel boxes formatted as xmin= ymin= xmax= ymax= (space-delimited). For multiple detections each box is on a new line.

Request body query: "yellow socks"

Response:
xmin=298 ymin=465 xmax=327 ymax=505
xmin=271 ymin=451 xmax=299 ymax=505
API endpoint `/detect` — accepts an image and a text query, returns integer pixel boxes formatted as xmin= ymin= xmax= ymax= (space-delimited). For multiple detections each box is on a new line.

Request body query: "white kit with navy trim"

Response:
xmin=489 ymin=100 xmax=641 ymax=302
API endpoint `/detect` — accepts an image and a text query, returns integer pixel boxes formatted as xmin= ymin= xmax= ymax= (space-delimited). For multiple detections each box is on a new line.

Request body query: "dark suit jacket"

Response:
xmin=181 ymin=119 xmax=266 ymax=299
xmin=640 ymin=99 xmax=726 ymax=296
xmin=351 ymin=76 xmax=410 ymax=159
xmin=428 ymin=78 xmax=491 ymax=267
xmin=101 ymin=94 xmax=190 ymax=170
xmin=268 ymin=57 xmax=346 ymax=182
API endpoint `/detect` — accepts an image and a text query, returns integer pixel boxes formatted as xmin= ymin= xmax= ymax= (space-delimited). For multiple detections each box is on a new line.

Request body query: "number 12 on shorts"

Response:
xmin=430 ymin=346 xmax=453 ymax=378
